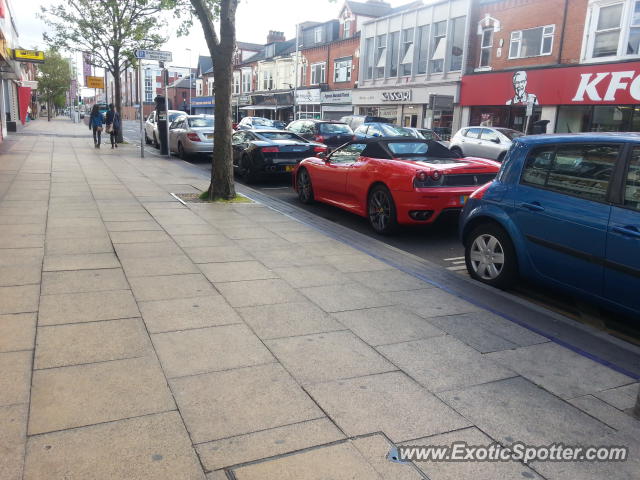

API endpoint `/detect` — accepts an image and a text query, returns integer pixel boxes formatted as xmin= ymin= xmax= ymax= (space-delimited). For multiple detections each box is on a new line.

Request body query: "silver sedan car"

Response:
xmin=169 ymin=115 xmax=215 ymax=159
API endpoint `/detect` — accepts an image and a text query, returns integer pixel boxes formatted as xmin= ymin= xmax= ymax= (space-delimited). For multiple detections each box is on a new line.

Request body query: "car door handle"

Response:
xmin=612 ymin=225 xmax=640 ymax=239
xmin=519 ymin=202 xmax=545 ymax=212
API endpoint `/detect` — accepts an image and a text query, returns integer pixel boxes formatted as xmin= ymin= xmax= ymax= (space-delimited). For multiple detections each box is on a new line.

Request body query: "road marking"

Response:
xmin=444 ymin=256 xmax=465 ymax=261
xmin=451 ymin=259 xmax=466 ymax=265
xmin=446 ymin=265 xmax=468 ymax=271
xmin=261 ymin=187 xmax=290 ymax=190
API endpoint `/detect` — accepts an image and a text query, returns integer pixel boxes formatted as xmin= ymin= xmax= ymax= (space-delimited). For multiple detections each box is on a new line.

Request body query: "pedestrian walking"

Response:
xmin=89 ymin=105 xmax=104 ymax=148
xmin=105 ymin=103 xmax=121 ymax=149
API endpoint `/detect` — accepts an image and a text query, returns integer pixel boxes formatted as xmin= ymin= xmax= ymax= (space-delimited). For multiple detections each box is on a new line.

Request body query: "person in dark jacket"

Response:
xmin=89 ymin=104 xmax=104 ymax=148
xmin=105 ymin=103 xmax=121 ymax=149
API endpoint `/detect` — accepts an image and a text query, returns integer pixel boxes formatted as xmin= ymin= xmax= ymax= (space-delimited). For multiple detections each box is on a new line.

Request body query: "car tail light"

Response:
xmin=314 ymin=135 xmax=325 ymax=143
xmin=186 ymin=132 xmax=201 ymax=142
xmin=261 ymin=146 xmax=279 ymax=153
xmin=415 ymin=170 xmax=428 ymax=182
xmin=313 ymin=145 xmax=327 ymax=153
xmin=431 ymin=171 xmax=441 ymax=181
xmin=470 ymin=182 xmax=492 ymax=200
xmin=352 ymin=135 xmax=357 ymax=141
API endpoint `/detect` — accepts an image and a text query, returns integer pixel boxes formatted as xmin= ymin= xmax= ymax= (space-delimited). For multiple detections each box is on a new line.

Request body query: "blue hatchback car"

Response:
xmin=459 ymin=133 xmax=640 ymax=319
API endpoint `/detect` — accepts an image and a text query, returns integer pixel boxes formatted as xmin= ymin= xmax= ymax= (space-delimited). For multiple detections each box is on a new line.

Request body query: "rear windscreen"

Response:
xmin=319 ymin=123 xmax=353 ymax=135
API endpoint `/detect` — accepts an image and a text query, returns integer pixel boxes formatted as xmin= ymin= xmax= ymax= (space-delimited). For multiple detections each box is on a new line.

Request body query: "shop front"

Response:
xmin=294 ymin=88 xmax=321 ymax=120
xmin=231 ymin=94 xmax=250 ymax=123
xmin=460 ymin=61 xmax=640 ymax=134
xmin=320 ymin=90 xmax=353 ymax=121
xmin=191 ymin=96 xmax=214 ymax=115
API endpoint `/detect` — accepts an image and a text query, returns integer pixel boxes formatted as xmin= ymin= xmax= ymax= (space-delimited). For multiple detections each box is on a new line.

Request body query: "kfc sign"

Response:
xmin=461 ymin=61 xmax=640 ymax=106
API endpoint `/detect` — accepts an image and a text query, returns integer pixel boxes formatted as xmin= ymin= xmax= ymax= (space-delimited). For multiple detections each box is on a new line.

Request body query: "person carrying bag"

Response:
xmin=105 ymin=103 xmax=121 ymax=149
xmin=89 ymin=105 xmax=104 ymax=148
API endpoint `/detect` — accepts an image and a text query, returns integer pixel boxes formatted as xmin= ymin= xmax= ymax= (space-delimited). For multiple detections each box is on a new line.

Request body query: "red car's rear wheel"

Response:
xmin=368 ymin=185 xmax=397 ymax=234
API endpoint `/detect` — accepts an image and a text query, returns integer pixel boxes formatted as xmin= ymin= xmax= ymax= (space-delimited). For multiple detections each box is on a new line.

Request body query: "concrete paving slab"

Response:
xmin=324 ymin=253 xmax=392 ymax=273
xmin=199 ymin=261 xmax=278 ymax=283
xmin=594 ymin=383 xmax=639 ymax=410
xmin=333 ymin=306 xmax=444 ymax=346
xmin=45 ymin=226 xmax=109 ymax=239
xmin=347 ymin=269 xmax=433 ymax=292
xmin=0 ymin=284 xmax=40 ymax=314
xmin=250 ymin=247 xmax=326 ymax=268
xmin=0 ymin=264 xmax=41 ymax=287
xmin=184 ymin=245 xmax=253 ymax=264
xmin=170 ymin=363 xmax=323 ymax=443
xmin=0 ymin=215 xmax=46 ymax=225
xmin=351 ymin=434 xmax=426 ymax=480
xmin=196 ymin=418 xmax=345 ymax=471
xmin=274 ymin=264 xmax=351 ymax=288
xmin=568 ymin=395 xmax=640 ymax=433
xmin=438 ymin=376 xmax=613 ymax=446
xmin=128 ymin=273 xmax=218 ymax=302
xmin=306 ymin=371 xmax=470 ymax=442
xmin=486 ymin=342 xmax=634 ymax=398
xmin=35 ymin=318 xmax=152 ymax=369
xmin=43 ymin=252 xmax=120 ymax=271
xmin=403 ymin=427 xmax=543 ymax=480
xmin=28 ymin=356 xmax=175 ymax=435
xmin=0 ymin=234 xmax=44 ymax=249
xmin=0 ymin=223 xmax=45 ymax=235
xmin=120 ymin=255 xmax=200 ymax=277
xmin=0 ymin=350 xmax=32 ymax=406
xmin=237 ymin=302 xmax=344 ymax=340
xmin=44 ymin=236 xmax=114 ymax=255
xmin=0 ymin=403 xmax=27 ymax=480
xmin=38 ymin=290 xmax=140 ymax=325
xmin=267 ymin=330 xmax=395 ymax=385
xmin=41 ymin=268 xmax=128 ymax=295
xmin=0 ymin=248 xmax=43 ymax=266
xmin=162 ymin=224 xmax=219 ymax=236
xmin=216 ymin=278 xmax=302 ymax=307
xmin=139 ymin=296 xmax=241 ymax=333
xmin=235 ymin=237 xmax=295 ymax=251
xmin=23 ymin=411 xmax=206 ymax=480
xmin=114 ymin=241 xmax=184 ymax=259
xmin=300 ymin=283 xmax=394 ymax=313
xmin=104 ymin=220 xmax=163 ymax=231
xmin=389 ymin=289 xmax=480 ymax=318
xmin=172 ymin=234 xmax=232 ymax=248
xmin=379 ymin=336 xmax=516 ymax=392
xmin=108 ymin=230 xmax=172 ymax=243
xmin=218 ymin=226 xmax=277 ymax=239
xmin=0 ymin=313 xmax=36 ymax=352
xmin=152 ymin=324 xmax=275 ymax=378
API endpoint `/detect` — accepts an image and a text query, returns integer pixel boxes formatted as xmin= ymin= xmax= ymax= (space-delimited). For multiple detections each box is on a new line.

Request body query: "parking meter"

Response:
xmin=155 ymin=95 xmax=168 ymax=155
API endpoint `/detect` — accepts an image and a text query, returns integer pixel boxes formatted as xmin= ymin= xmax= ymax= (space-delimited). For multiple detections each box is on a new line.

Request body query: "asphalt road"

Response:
xmin=122 ymin=121 xmax=639 ymax=344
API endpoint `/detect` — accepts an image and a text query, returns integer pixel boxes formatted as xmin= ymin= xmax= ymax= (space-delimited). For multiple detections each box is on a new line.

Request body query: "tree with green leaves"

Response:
xmin=40 ymin=0 xmax=167 ymax=141
xmin=172 ymin=0 xmax=239 ymax=200
xmin=37 ymin=49 xmax=72 ymax=121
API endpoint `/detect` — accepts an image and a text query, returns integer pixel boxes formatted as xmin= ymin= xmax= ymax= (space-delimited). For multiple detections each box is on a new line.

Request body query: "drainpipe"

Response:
xmin=557 ymin=0 xmax=569 ymax=64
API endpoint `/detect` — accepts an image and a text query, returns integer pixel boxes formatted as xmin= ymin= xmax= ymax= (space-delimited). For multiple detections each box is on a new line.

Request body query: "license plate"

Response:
xmin=285 ymin=165 xmax=295 ymax=172
xmin=460 ymin=195 xmax=469 ymax=205
xmin=205 ymin=134 xmax=213 ymax=139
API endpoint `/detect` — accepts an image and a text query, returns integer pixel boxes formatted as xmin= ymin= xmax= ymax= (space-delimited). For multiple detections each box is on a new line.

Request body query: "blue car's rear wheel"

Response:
xmin=465 ymin=224 xmax=517 ymax=289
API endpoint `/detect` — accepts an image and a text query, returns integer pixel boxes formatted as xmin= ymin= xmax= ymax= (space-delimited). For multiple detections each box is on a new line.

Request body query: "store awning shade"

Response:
xmin=401 ymin=44 xmax=414 ymax=64
xmin=239 ymin=105 xmax=293 ymax=110
xmin=376 ymin=49 xmax=387 ymax=68
xmin=431 ymin=38 xmax=446 ymax=60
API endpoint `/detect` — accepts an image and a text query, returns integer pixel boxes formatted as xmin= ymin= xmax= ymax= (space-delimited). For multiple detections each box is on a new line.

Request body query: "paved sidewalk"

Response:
xmin=1 ymin=118 xmax=639 ymax=479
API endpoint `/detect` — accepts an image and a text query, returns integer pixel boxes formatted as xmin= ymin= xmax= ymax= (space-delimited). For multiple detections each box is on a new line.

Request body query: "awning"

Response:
xmin=239 ymin=105 xmax=293 ymax=110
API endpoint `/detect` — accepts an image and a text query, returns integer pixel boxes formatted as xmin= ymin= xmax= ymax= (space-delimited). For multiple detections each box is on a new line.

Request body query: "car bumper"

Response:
xmin=392 ymin=187 xmax=481 ymax=225
xmin=183 ymin=140 xmax=213 ymax=154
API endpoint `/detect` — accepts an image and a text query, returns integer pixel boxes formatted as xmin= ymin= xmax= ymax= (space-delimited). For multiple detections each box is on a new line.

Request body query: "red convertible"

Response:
xmin=292 ymin=138 xmax=501 ymax=234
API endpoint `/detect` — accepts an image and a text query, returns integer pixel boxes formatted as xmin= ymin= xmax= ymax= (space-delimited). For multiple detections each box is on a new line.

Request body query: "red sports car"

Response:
xmin=292 ymin=138 xmax=501 ymax=234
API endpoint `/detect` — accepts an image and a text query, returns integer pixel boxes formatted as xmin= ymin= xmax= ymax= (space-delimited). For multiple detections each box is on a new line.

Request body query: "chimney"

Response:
xmin=267 ymin=30 xmax=285 ymax=43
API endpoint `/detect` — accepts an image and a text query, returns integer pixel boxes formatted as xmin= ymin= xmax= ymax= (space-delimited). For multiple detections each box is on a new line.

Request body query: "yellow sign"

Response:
xmin=14 ymin=49 xmax=45 ymax=63
xmin=86 ymin=76 xmax=105 ymax=89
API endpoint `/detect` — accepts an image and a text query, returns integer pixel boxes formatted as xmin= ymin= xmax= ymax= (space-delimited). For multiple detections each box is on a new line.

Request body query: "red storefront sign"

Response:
xmin=461 ymin=61 xmax=640 ymax=106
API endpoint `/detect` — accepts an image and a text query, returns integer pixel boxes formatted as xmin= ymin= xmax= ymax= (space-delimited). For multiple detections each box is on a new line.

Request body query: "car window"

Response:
xmin=418 ymin=129 xmax=435 ymax=140
xmin=288 ymin=121 xmax=300 ymax=133
xmin=380 ymin=124 xmax=414 ymax=137
xmin=496 ymin=128 xmax=524 ymax=140
xmin=319 ymin=123 xmax=352 ymax=135
xmin=386 ymin=140 xmax=456 ymax=160
xmin=330 ymin=143 xmax=367 ymax=163
xmin=258 ymin=131 xmax=304 ymax=141
xmin=252 ymin=118 xmax=274 ymax=126
xmin=465 ymin=127 xmax=483 ymax=138
xmin=521 ymin=144 xmax=619 ymax=203
xmin=148 ymin=113 xmax=155 ymax=123
xmin=481 ymin=129 xmax=500 ymax=142
xmin=303 ymin=121 xmax=317 ymax=134
xmin=354 ymin=125 xmax=368 ymax=136
xmin=625 ymin=148 xmax=640 ymax=211
xmin=169 ymin=113 xmax=184 ymax=122
xmin=232 ymin=132 xmax=246 ymax=144
xmin=189 ymin=118 xmax=214 ymax=128
xmin=521 ymin=147 xmax=555 ymax=186
xmin=367 ymin=124 xmax=385 ymax=137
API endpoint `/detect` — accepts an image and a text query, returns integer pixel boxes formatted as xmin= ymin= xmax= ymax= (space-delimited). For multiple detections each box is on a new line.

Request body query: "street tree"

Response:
xmin=37 ymin=49 xmax=72 ymax=121
xmin=40 ymin=0 xmax=167 ymax=141
xmin=171 ymin=0 xmax=238 ymax=200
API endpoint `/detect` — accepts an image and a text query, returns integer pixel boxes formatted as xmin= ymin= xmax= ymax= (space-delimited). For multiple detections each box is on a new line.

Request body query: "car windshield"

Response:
xmin=379 ymin=124 xmax=414 ymax=137
xmin=258 ymin=132 xmax=302 ymax=141
xmin=386 ymin=141 xmax=457 ymax=160
xmin=168 ymin=112 xmax=184 ymax=122
xmin=496 ymin=128 xmax=524 ymax=140
xmin=252 ymin=118 xmax=274 ymax=126
xmin=189 ymin=117 xmax=214 ymax=128
xmin=319 ymin=123 xmax=352 ymax=134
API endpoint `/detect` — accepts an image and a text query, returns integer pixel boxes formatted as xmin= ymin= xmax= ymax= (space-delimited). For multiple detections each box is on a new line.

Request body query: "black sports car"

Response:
xmin=232 ymin=130 xmax=327 ymax=182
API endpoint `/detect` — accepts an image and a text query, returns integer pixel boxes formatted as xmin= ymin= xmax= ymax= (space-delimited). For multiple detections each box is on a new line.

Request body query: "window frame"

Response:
xmin=310 ymin=62 xmax=326 ymax=85
xmin=333 ymin=57 xmax=352 ymax=83
xmin=479 ymin=27 xmax=493 ymax=68
xmin=314 ymin=26 xmax=323 ymax=44
xmin=621 ymin=145 xmax=640 ymax=211
xmin=584 ymin=0 xmax=640 ymax=60
xmin=430 ymin=21 xmax=448 ymax=74
xmin=375 ymin=34 xmax=388 ymax=78
xmin=241 ymin=70 xmax=252 ymax=93
xmin=400 ymin=28 xmax=415 ymax=77
xmin=508 ymin=24 xmax=555 ymax=59
xmin=344 ymin=19 xmax=352 ymax=38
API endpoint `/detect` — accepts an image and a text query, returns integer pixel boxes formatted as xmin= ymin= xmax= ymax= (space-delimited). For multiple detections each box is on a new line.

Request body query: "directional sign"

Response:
xmin=134 ymin=49 xmax=172 ymax=62
xmin=14 ymin=49 xmax=45 ymax=63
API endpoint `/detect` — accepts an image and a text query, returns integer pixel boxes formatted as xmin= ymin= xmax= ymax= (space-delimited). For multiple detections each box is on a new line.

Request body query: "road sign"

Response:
xmin=14 ymin=49 xmax=45 ymax=63
xmin=134 ymin=49 xmax=172 ymax=62
xmin=86 ymin=76 xmax=105 ymax=89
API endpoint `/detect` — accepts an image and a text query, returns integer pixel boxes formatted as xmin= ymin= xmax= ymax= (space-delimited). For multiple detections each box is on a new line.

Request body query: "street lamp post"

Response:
xmin=186 ymin=48 xmax=192 ymax=114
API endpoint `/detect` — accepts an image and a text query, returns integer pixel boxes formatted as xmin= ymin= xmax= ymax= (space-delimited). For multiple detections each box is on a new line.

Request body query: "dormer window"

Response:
xmin=266 ymin=44 xmax=275 ymax=58
xmin=314 ymin=27 xmax=323 ymax=44
xmin=344 ymin=19 xmax=352 ymax=38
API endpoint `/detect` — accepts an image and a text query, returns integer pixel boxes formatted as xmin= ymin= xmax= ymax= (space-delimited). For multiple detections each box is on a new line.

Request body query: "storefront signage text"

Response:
xmin=295 ymin=89 xmax=321 ymax=105
xmin=321 ymin=90 xmax=352 ymax=104
xmin=381 ymin=90 xmax=411 ymax=102
xmin=14 ymin=49 xmax=45 ymax=63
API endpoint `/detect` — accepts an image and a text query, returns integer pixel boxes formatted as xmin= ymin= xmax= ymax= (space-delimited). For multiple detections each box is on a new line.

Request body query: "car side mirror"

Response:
xmin=317 ymin=152 xmax=328 ymax=160
xmin=492 ymin=138 xmax=501 ymax=143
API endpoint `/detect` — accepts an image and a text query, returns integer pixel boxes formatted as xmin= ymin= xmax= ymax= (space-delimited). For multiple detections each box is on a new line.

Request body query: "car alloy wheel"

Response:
xmin=451 ymin=147 xmax=464 ymax=157
xmin=240 ymin=156 xmax=256 ymax=183
xmin=465 ymin=224 xmax=517 ymax=289
xmin=368 ymin=185 xmax=397 ymax=234
xmin=469 ymin=234 xmax=504 ymax=280
xmin=297 ymin=168 xmax=314 ymax=204
xmin=178 ymin=142 xmax=186 ymax=159
xmin=153 ymin=134 xmax=158 ymax=148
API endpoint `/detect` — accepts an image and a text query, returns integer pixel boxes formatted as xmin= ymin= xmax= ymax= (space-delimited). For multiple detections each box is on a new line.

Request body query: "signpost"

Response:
xmin=13 ymin=49 xmax=45 ymax=63
xmin=134 ymin=49 xmax=172 ymax=62
xmin=86 ymin=76 xmax=105 ymax=89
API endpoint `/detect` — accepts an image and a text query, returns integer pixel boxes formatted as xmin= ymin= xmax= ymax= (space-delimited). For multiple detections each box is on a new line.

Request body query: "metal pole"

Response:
xmin=187 ymin=48 xmax=192 ymax=115
xmin=138 ymin=62 xmax=144 ymax=158
xmin=165 ymin=67 xmax=170 ymax=157
xmin=293 ymin=23 xmax=299 ymax=121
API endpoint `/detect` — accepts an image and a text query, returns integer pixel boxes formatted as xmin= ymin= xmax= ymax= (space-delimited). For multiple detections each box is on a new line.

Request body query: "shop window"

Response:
xmin=449 ymin=16 xmax=465 ymax=71
xmin=375 ymin=35 xmax=387 ymax=78
xmin=509 ymin=25 xmax=554 ymax=58
xmin=364 ymin=38 xmax=375 ymax=80
xmin=556 ymin=106 xmax=592 ymax=133
xmin=388 ymin=31 xmax=400 ymax=77
xmin=400 ymin=28 xmax=414 ymax=76
xmin=334 ymin=57 xmax=352 ymax=83
xmin=628 ymin=1 xmax=640 ymax=53
xmin=431 ymin=21 xmax=447 ymax=73
xmin=417 ymin=25 xmax=430 ymax=75
xmin=480 ymin=28 xmax=493 ymax=68
xmin=310 ymin=63 xmax=326 ymax=85
xmin=585 ymin=1 xmax=640 ymax=59
xmin=625 ymin=148 xmax=640 ymax=210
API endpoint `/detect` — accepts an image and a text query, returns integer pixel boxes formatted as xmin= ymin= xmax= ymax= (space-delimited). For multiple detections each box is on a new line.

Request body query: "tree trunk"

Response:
xmin=113 ymin=71 xmax=124 ymax=143
xmin=47 ymin=99 xmax=51 ymax=121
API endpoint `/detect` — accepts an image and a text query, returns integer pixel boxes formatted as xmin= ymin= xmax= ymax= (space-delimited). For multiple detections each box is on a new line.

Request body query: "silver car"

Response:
xmin=169 ymin=115 xmax=215 ymax=158
xmin=449 ymin=126 xmax=524 ymax=161
xmin=144 ymin=110 xmax=186 ymax=147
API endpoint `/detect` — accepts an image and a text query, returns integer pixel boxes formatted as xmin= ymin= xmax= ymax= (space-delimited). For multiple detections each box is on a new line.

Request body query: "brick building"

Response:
xmin=459 ymin=0 xmax=640 ymax=134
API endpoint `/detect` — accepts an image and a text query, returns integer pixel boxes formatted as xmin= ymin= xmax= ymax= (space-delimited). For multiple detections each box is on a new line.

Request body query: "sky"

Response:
xmin=17 ymin=0 xmax=410 ymax=70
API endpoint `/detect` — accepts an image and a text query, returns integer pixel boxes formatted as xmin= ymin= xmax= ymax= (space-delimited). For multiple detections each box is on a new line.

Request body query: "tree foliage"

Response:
xmin=37 ymin=49 xmax=72 ymax=120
